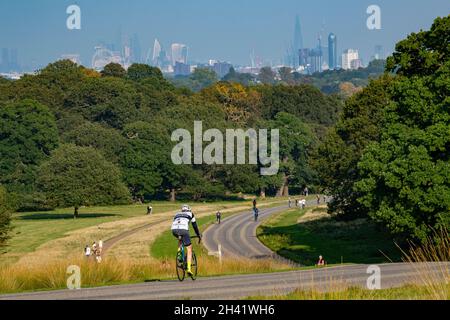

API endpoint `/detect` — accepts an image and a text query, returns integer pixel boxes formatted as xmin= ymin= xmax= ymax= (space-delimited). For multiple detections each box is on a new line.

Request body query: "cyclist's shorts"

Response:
xmin=172 ymin=229 xmax=192 ymax=247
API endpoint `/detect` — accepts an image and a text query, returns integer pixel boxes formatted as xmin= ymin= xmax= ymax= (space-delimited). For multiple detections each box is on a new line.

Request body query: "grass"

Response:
xmin=150 ymin=198 xmax=288 ymax=260
xmin=249 ymin=228 xmax=450 ymax=300
xmin=257 ymin=207 xmax=402 ymax=266
xmin=2 ymin=200 xmax=260 ymax=266
xmin=0 ymin=256 xmax=291 ymax=294
xmin=247 ymin=283 xmax=450 ymax=300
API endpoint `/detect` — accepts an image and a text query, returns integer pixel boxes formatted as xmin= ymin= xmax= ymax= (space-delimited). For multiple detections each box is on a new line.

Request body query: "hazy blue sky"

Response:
xmin=0 ymin=0 xmax=449 ymax=69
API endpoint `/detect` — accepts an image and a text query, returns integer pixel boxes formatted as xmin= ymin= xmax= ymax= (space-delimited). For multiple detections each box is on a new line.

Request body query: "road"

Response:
xmin=2 ymin=199 xmax=447 ymax=300
xmin=203 ymin=199 xmax=316 ymax=261
xmin=1 ymin=263 xmax=447 ymax=300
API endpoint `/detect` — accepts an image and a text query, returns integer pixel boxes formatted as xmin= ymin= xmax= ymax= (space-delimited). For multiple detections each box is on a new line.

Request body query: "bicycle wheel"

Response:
xmin=189 ymin=252 xmax=198 ymax=281
xmin=176 ymin=251 xmax=185 ymax=282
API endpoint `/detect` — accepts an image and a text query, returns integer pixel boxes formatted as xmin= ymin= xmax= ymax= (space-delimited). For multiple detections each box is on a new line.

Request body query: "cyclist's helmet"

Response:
xmin=181 ymin=204 xmax=191 ymax=212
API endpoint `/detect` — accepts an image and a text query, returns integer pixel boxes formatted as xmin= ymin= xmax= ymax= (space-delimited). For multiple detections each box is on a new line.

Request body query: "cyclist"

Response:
xmin=252 ymin=199 xmax=259 ymax=221
xmin=171 ymin=204 xmax=201 ymax=276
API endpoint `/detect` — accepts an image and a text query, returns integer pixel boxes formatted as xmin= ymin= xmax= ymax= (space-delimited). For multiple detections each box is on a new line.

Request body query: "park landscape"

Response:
xmin=0 ymin=15 xmax=449 ymax=300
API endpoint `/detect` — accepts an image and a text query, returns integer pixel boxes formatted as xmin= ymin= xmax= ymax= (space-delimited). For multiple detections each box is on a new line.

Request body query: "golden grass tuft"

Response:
xmin=0 ymin=255 xmax=291 ymax=294
xmin=399 ymin=228 xmax=450 ymax=300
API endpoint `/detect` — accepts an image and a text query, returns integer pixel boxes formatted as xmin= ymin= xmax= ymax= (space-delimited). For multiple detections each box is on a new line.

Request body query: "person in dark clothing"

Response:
xmin=216 ymin=211 xmax=222 ymax=224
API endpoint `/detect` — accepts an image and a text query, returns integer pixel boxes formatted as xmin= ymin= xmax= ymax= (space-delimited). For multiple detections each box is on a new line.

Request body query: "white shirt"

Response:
xmin=171 ymin=211 xmax=196 ymax=231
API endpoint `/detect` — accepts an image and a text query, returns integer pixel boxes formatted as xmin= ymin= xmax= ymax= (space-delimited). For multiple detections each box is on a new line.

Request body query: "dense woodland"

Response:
xmin=0 ymin=16 xmax=448 ymax=246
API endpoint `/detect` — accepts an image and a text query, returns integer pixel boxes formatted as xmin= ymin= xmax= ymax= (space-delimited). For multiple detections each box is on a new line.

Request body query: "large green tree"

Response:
xmin=64 ymin=77 xmax=143 ymax=129
xmin=355 ymin=16 xmax=450 ymax=242
xmin=312 ymin=76 xmax=393 ymax=218
xmin=0 ymin=186 xmax=14 ymax=250
xmin=120 ymin=121 xmax=167 ymax=201
xmin=62 ymin=121 xmax=128 ymax=163
xmin=37 ymin=144 xmax=130 ymax=217
xmin=266 ymin=112 xmax=316 ymax=196
xmin=101 ymin=63 xmax=126 ymax=78
xmin=0 ymin=99 xmax=59 ymax=194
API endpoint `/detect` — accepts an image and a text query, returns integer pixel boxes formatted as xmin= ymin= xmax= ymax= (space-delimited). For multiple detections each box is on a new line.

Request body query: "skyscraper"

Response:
xmin=293 ymin=15 xmax=303 ymax=67
xmin=373 ymin=45 xmax=384 ymax=60
xmin=152 ymin=39 xmax=161 ymax=64
xmin=342 ymin=49 xmax=359 ymax=70
xmin=328 ymin=33 xmax=338 ymax=70
xmin=293 ymin=15 xmax=304 ymax=68
xmin=171 ymin=43 xmax=188 ymax=66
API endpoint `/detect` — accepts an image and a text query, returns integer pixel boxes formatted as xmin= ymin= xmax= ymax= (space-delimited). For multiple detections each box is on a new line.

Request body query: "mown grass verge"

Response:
xmin=257 ymin=207 xmax=402 ymax=266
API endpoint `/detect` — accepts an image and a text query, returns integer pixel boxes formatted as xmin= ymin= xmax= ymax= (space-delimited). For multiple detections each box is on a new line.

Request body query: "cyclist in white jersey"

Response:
xmin=171 ymin=204 xmax=202 ymax=276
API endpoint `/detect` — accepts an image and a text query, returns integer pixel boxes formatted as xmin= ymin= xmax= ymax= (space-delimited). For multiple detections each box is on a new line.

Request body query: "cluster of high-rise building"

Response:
xmin=286 ymin=15 xmax=382 ymax=74
xmin=3 ymin=16 xmax=385 ymax=79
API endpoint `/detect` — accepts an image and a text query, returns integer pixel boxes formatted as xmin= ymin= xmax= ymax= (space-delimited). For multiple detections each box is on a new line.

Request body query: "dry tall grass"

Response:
xmin=399 ymin=228 xmax=450 ymax=300
xmin=0 ymin=255 xmax=290 ymax=294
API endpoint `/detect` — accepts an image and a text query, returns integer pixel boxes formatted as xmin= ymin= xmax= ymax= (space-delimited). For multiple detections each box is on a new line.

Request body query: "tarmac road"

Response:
xmin=1 ymin=263 xmax=447 ymax=300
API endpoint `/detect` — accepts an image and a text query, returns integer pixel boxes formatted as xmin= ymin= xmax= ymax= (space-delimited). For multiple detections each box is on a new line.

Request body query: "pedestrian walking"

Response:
xmin=304 ymin=187 xmax=309 ymax=197
xmin=216 ymin=211 xmax=222 ymax=224
xmin=84 ymin=245 xmax=91 ymax=258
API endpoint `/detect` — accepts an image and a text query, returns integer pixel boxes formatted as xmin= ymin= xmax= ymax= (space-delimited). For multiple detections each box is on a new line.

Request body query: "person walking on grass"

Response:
xmin=303 ymin=187 xmax=309 ymax=197
xmin=317 ymin=194 xmax=321 ymax=205
xmin=84 ymin=245 xmax=91 ymax=258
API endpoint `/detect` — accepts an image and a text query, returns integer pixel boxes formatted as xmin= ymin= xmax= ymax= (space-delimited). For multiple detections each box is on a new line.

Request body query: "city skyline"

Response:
xmin=0 ymin=0 xmax=449 ymax=71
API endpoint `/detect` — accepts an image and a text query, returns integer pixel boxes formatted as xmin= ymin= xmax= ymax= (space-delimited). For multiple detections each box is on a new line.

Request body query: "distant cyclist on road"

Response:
xmin=171 ymin=205 xmax=202 ymax=277
xmin=252 ymin=199 xmax=259 ymax=221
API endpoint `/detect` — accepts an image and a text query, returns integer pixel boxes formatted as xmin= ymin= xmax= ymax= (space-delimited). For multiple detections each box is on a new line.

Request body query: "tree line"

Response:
xmin=313 ymin=16 xmax=450 ymax=243
xmin=0 ymin=59 xmax=342 ymax=220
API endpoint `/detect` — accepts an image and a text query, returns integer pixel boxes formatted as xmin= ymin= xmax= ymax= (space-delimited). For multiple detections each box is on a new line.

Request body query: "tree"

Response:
xmin=120 ymin=122 xmax=166 ymax=201
xmin=200 ymin=82 xmax=263 ymax=125
xmin=64 ymin=77 xmax=142 ymax=129
xmin=256 ymin=84 xmax=343 ymax=126
xmin=127 ymin=63 xmax=165 ymax=81
xmin=266 ymin=113 xmax=316 ymax=196
xmin=356 ymin=16 xmax=450 ymax=242
xmin=190 ymin=68 xmax=218 ymax=91
xmin=101 ymin=63 xmax=126 ymax=78
xmin=37 ymin=144 xmax=130 ymax=218
xmin=0 ymin=186 xmax=14 ymax=250
xmin=223 ymin=67 xmax=255 ymax=86
xmin=0 ymin=99 xmax=59 ymax=193
xmin=258 ymin=67 xmax=276 ymax=84
xmin=62 ymin=121 xmax=128 ymax=163
xmin=278 ymin=67 xmax=294 ymax=84
xmin=312 ymin=76 xmax=393 ymax=218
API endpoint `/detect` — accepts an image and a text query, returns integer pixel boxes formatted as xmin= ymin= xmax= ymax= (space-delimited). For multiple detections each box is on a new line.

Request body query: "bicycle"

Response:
xmin=176 ymin=235 xmax=200 ymax=282
xmin=253 ymin=207 xmax=259 ymax=222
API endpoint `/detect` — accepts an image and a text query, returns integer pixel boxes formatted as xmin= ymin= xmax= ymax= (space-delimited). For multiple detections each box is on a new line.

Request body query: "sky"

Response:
xmin=0 ymin=0 xmax=449 ymax=70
